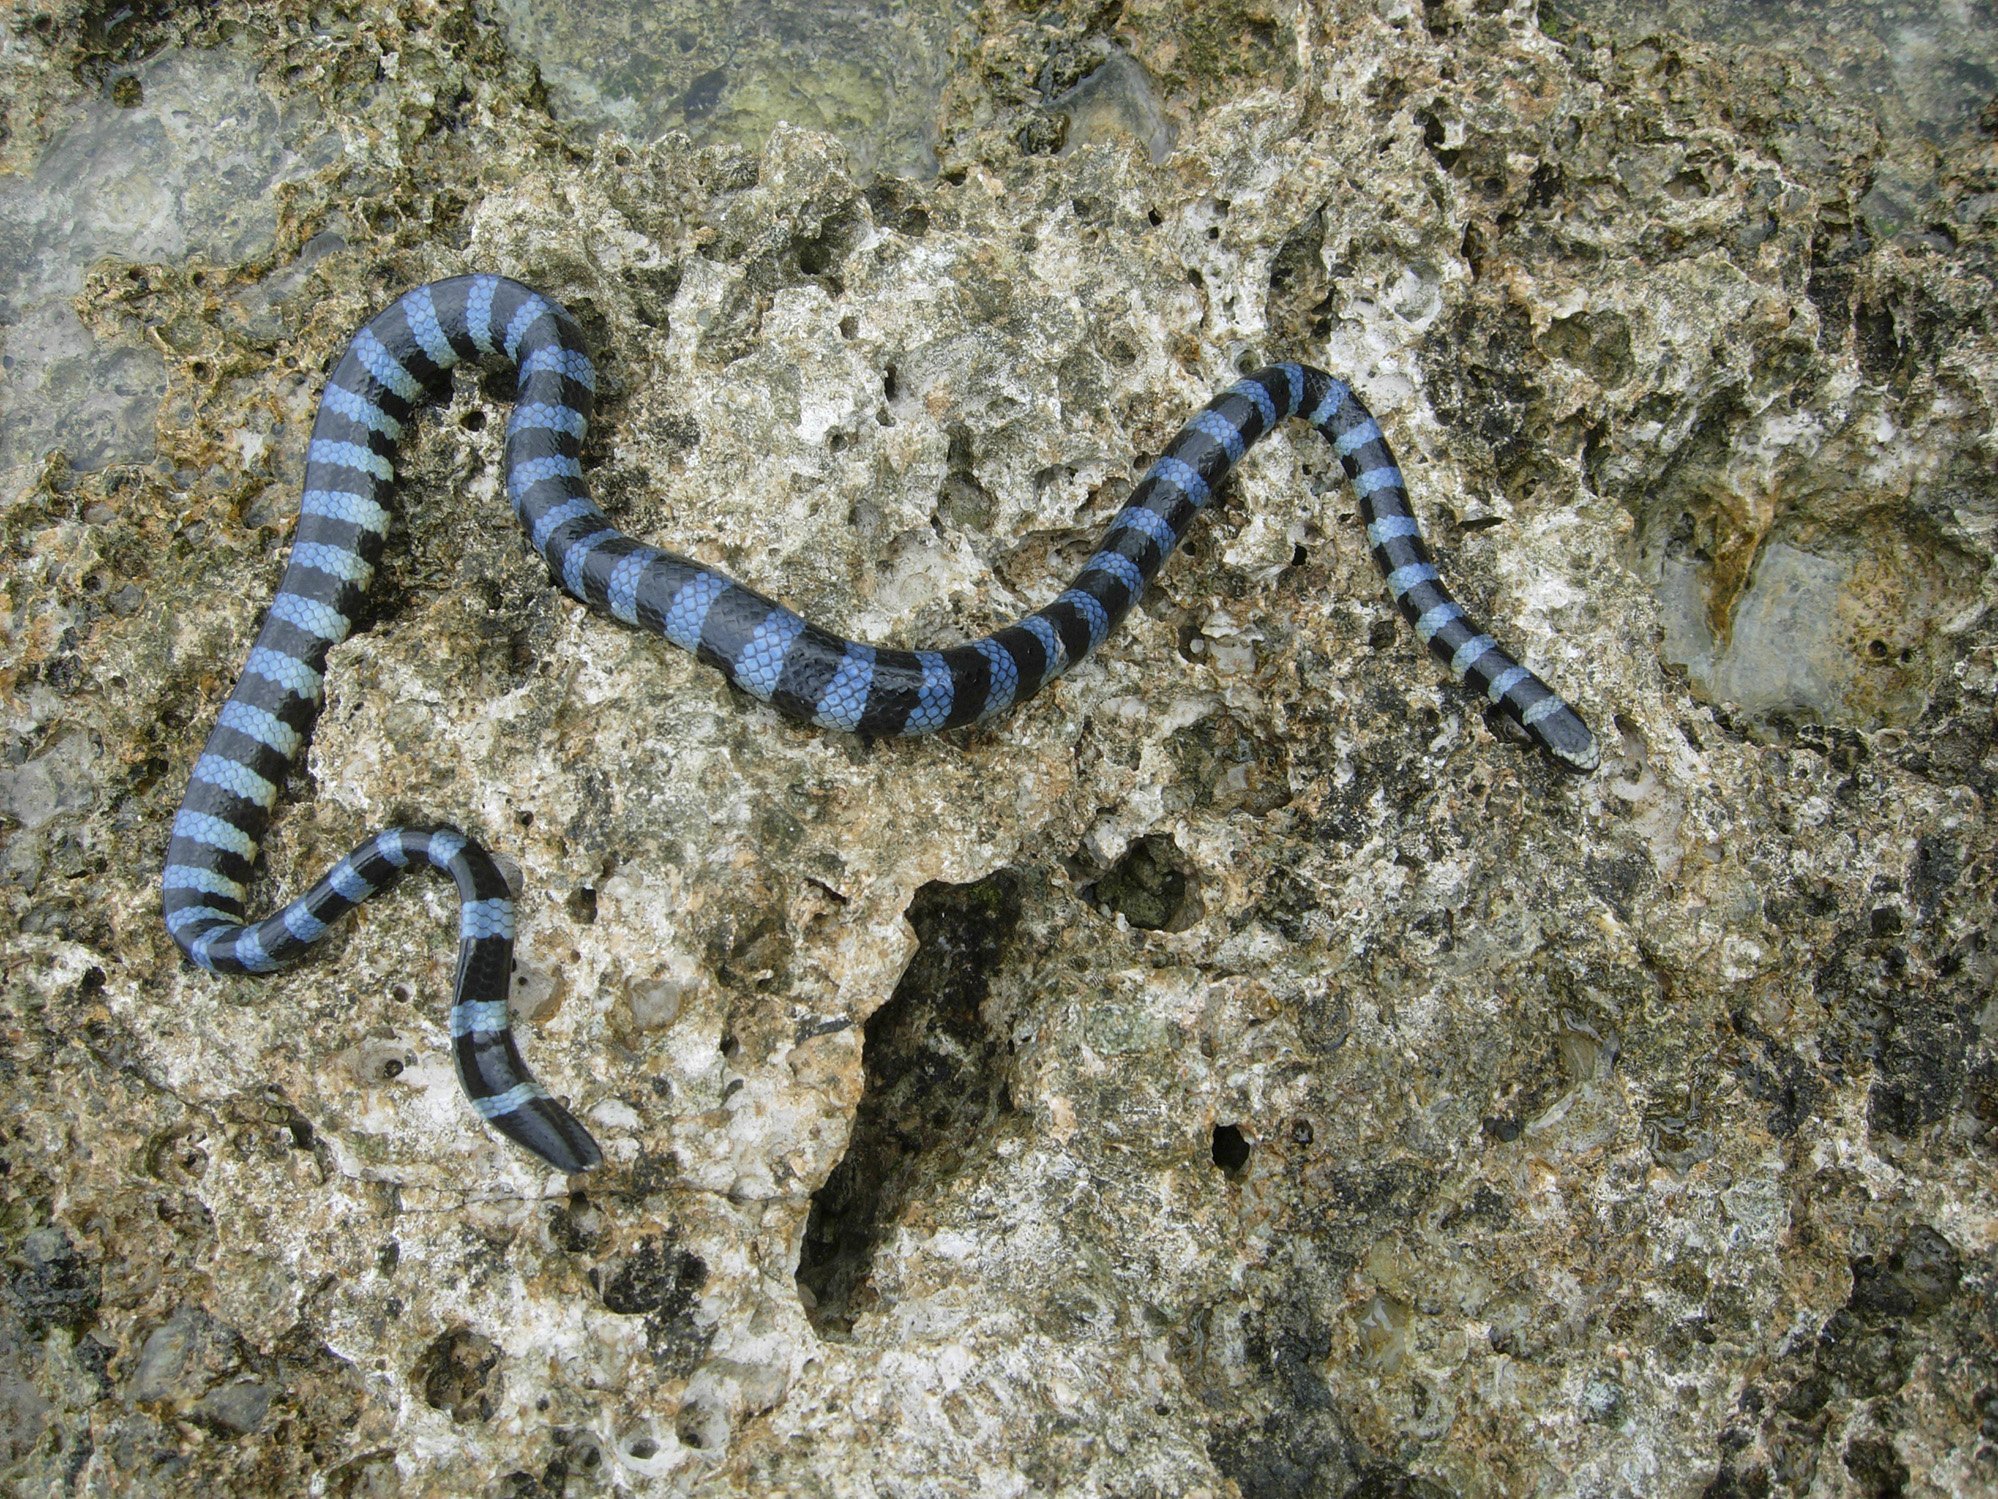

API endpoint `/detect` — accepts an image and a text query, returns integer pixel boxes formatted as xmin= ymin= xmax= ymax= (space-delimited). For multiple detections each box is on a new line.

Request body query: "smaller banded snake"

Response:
xmin=163 ymin=274 xmax=1598 ymax=1173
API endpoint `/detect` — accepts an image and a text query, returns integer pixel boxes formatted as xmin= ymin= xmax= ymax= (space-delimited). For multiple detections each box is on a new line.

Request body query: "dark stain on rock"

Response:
xmin=5 ymin=1226 xmax=99 ymax=1338
xmin=595 ymin=1233 xmax=711 ymax=1376
xmin=412 ymin=1328 xmax=502 ymax=1424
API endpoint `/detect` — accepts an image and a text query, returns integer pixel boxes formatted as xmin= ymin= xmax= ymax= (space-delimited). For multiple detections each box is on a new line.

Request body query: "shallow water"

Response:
xmin=491 ymin=0 xmax=964 ymax=180
xmin=1551 ymin=0 xmax=1998 ymax=232
xmin=0 ymin=47 xmax=333 ymax=478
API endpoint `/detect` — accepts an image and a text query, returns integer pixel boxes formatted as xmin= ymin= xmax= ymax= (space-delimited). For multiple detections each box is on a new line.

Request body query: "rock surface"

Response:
xmin=1 ymin=2 xmax=1992 ymax=1494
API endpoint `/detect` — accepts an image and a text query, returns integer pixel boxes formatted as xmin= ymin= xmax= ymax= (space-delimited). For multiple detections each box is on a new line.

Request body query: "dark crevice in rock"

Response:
xmin=1265 ymin=207 xmax=1330 ymax=348
xmin=1087 ymin=832 xmax=1198 ymax=931
xmin=796 ymin=869 xmax=1024 ymax=1334
xmin=937 ymin=421 xmax=995 ymax=532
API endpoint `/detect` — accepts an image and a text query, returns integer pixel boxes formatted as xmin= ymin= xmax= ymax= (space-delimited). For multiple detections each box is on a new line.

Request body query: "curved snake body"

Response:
xmin=162 ymin=274 xmax=1597 ymax=1172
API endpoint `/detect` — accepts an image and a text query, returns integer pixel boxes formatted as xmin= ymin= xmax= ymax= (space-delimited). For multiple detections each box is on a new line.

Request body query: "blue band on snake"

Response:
xmin=162 ymin=274 xmax=1599 ymax=1173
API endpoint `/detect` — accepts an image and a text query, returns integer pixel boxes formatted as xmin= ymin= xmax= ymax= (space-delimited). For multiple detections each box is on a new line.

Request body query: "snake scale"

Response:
xmin=161 ymin=273 xmax=1598 ymax=1173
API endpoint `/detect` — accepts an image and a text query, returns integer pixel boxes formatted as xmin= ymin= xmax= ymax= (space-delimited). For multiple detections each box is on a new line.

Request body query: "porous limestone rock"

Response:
xmin=1 ymin=2 xmax=1992 ymax=1494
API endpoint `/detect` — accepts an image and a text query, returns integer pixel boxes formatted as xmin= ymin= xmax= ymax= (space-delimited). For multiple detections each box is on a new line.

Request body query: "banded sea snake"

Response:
xmin=162 ymin=274 xmax=1598 ymax=1173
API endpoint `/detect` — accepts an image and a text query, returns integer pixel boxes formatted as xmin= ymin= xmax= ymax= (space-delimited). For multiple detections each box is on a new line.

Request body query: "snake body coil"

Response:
xmin=162 ymin=274 xmax=1597 ymax=1172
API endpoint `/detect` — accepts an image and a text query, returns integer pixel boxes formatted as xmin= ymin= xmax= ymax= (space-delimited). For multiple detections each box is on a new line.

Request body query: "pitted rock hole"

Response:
xmin=412 ymin=1328 xmax=501 ymax=1424
xmin=1091 ymin=833 xmax=1198 ymax=932
xmin=675 ymin=1397 xmax=730 ymax=1454
xmin=1212 ymin=1123 xmax=1252 ymax=1174
xmin=796 ymin=869 xmax=1023 ymax=1334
